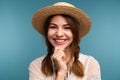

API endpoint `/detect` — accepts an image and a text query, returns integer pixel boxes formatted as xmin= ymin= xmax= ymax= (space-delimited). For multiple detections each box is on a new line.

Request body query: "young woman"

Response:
xmin=29 ymin=2 xmax=101 ymax=80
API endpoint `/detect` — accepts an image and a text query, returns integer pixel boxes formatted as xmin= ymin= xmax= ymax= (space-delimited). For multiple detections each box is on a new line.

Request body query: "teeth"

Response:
xmin=55 ymin=40 xmax=65 ymax=42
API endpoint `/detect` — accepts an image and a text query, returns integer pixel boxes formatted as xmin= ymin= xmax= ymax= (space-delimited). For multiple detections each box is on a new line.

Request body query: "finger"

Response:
xmin=52 ymin=50 xmax=65 ymax=61
xmin=52 ymin=49 xmax=61 ymax=58
xmin=53 ymin=47 xmax=64 ymax=57
xmin=54 ymin=47 xmax=65 ymax=52
xmin=52 ymin=47 xmax=66 ymax=62
xmin=56 ymin=50 xmax=66 ymax=61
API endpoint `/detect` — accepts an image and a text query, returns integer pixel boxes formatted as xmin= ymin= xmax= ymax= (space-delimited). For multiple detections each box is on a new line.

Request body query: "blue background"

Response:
xmin=0 ymin=0 xmax=120 ymax=80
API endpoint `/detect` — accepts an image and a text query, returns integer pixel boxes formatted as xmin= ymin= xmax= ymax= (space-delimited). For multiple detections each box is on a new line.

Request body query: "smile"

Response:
xmin=55 ymin=39 xmax=66 ymax=42
xmin=53 ymin=39 xmax=67 ymax=45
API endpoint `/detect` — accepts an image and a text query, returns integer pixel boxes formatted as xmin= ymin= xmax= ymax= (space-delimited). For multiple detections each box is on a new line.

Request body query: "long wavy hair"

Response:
xmin=41 ymin=14 xmax=84 ymax=77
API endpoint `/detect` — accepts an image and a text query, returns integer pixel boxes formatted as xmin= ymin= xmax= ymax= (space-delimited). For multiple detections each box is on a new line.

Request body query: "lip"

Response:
xmin=53 ymin=39 xmax=66 ymax=45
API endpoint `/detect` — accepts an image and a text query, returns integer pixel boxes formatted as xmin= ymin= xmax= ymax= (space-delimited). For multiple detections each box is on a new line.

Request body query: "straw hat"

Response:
xmin=32 ymin=2 xmax=91 ymax=37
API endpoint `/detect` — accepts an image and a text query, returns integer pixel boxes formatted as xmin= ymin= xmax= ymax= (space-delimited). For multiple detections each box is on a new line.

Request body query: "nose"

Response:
xmin=56 ymin=28 xmax=64 ymax=37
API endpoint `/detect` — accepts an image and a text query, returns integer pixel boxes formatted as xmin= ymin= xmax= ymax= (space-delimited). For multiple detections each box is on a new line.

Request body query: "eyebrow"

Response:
xmin=50 ymin=23 xmax=70 ymax=27
xmin=49 ymin=23 xmax=57 ymax=26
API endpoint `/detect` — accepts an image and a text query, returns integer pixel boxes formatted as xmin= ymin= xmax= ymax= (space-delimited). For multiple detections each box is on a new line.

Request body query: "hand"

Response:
xmin=52 ymin=47 xmax=67 ymax=76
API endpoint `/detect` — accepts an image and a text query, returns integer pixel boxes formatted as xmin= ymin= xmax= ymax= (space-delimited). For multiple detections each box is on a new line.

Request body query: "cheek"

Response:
xmin=47 ymin=29 xmax=55 ymax=41
xmin=67 ymin=31 xmax=73 ymax=39
xmin=47 ymin=29 xmax=52 ymax=37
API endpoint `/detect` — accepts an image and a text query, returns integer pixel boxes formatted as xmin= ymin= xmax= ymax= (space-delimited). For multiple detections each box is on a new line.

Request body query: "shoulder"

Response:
xmin=79 ymin=53 xmax=101 ymax=79
xmin=31 ymin=55 xmax=46 ymax=63
xmin=79 ymin=53 xmax=100 ymax=68
xmin=28 ymin=55 xmax=50 ymax=79
xmin=29 ymin=55 xmax=46 ymax=69
xmin=79 ymin=53 xmax=101 ymax=74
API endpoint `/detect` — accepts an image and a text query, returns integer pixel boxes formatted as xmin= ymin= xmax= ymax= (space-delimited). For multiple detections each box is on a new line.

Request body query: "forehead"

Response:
xmin=50 ymin=15 xmax=68 ymax=24
xmin=50 ymin=15 xmax=67 ymax=21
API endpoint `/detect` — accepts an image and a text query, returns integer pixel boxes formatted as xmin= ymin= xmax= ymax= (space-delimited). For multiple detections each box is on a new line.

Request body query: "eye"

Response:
xmin=64 ymin=25 xmax=71 ymax=29
xmin=49 ymin=25 xmax=57 ymax=29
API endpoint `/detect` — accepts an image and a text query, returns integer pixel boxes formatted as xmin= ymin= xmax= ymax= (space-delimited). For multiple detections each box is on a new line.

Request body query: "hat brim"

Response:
xmin=32 ymin=6 xmax=91 ymax=37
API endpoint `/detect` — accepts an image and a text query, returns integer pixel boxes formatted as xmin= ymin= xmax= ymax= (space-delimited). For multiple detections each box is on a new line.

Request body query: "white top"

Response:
xmin=29 ymin=53 xmax=101 ymax=80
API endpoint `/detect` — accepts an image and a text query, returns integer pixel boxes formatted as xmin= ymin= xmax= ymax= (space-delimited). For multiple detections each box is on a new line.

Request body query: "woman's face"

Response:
xmin=47 ymin=15 xmax=73 ymax=48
